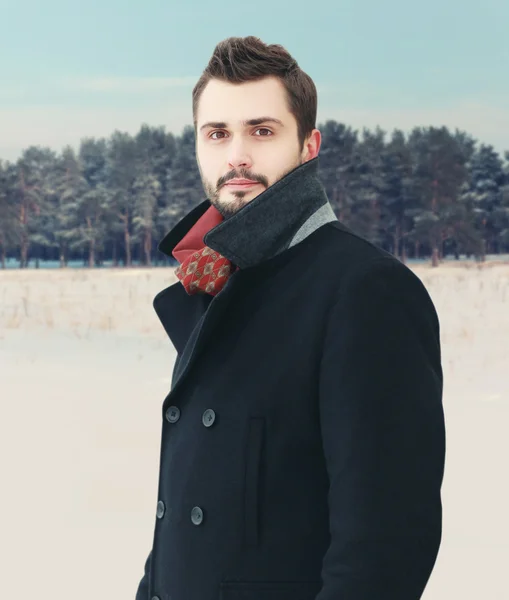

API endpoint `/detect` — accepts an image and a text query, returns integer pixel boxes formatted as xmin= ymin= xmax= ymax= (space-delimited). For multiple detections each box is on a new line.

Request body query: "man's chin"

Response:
xmin=222 ymin=186 xmax=257 ymax=196
xmin=221 ymin=184 xmax=265 ymax=202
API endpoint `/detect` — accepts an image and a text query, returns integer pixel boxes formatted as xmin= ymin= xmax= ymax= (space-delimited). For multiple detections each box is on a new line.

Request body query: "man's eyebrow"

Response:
xmin=199 ymin=117 xmax=284 ymax=132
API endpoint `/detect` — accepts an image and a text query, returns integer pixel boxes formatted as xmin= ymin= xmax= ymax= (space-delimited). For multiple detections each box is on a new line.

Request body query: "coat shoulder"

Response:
xmin=318 ymin=222 xmax=439 ymax=326
xmin=318 ymin=220 xmax=410 ymax=282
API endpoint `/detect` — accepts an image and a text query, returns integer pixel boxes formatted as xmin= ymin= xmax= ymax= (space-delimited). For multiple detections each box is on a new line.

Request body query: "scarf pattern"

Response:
xmin=174 ymin=246 xmax=238 ymax=296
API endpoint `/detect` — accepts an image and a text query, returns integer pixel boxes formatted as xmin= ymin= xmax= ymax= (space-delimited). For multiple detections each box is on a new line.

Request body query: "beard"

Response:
xmin=199 ymin=156 xmax=303 ymax=221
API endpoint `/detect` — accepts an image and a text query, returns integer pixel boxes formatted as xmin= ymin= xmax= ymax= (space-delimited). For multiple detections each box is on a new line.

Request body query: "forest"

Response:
xmin=1 ymin=120 xmax=508 ymax=269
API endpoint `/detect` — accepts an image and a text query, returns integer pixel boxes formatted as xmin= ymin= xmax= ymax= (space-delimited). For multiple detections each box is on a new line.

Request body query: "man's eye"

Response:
xmin=210 ymin=131 xmax=226 ymax=140
xmin=254 ymin=128 xmax=273 ymax=136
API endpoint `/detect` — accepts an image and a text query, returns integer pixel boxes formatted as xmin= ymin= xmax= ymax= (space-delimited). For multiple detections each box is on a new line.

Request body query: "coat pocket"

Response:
xmin=244 ymin=417 xmax=265 ymax=547
xmin=219 ymin=580 xmax=322 ymax=600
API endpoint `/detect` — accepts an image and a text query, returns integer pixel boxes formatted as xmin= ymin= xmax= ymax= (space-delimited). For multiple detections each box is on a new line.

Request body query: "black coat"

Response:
xmin=136 ymin=158 xmax=445 ymax=600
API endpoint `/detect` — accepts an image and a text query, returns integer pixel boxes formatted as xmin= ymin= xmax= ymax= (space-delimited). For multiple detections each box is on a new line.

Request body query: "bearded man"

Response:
xmin=136 ymin=35 xmax=446 ymax=600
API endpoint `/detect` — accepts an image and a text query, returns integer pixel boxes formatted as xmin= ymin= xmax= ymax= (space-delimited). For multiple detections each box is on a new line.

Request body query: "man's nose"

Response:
xmin=227 ymin=144 xmax=253 ymax=170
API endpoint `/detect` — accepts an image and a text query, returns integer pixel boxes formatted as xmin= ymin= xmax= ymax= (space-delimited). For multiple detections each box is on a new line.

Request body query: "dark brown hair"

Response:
xmin=192 ymin=36 xmax=317 ymax=150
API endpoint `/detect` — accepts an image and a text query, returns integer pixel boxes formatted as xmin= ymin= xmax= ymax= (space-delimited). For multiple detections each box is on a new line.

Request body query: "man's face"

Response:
xmin=195 ymin=75 xmax=321 ymax=220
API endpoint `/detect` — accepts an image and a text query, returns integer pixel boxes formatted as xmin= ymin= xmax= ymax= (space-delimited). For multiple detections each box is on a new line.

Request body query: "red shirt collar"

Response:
xmin=171 ymin=204 xmax=224 ymax=265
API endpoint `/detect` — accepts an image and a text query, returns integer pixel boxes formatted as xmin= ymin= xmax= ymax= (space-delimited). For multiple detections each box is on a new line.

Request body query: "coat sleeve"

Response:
xmin=135 ymin=550 xmax=152 ymax=600
xmin=316 ymin=258 xmax=446 ymax=600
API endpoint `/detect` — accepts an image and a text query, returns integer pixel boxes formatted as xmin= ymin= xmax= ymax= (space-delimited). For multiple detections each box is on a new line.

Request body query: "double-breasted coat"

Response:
xmin=135 ymin=157 xmax=446 ymax=600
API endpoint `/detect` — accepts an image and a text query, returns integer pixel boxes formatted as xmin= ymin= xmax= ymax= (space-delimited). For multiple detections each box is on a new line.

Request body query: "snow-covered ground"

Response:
xmin=0 ymin=262 xmax=508 ymax=599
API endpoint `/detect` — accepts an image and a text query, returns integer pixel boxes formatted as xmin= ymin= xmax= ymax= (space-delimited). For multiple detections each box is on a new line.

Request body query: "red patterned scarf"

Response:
xmin=172 ymin=205 xmax=240 ymax=296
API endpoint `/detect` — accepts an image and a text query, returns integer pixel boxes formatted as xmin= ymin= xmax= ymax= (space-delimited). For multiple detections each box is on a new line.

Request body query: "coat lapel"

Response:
xmin=152 ymin=279 xmax=212 ymax=356
xmin=154 ymin=268 xmax=244 ymax=405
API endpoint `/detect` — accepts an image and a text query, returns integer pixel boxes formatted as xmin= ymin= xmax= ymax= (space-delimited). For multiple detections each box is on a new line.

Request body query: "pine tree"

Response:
xmin=461 ymin=144 xmax=507 ymax=258
xmin=316 ymin=120 xmax=358 ymax=223
xmin=14 ymin=146 xmax=57 ymax=267
xmin=160 ymin=125 xmax=203 ymax=235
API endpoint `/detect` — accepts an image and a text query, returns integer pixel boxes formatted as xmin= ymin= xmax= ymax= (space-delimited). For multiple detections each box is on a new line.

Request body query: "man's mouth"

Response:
xmin=225 ymin=181 xmax=259 ymax=189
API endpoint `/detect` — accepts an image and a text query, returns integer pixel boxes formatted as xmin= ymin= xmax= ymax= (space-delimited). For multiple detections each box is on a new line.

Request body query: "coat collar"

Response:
xmin=157 ymin=156 xmax=337 ymax=269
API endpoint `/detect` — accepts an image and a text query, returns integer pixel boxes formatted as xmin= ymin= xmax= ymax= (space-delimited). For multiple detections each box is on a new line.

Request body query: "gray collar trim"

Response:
xmin=288 ymin=201 xmax=337 ymax=249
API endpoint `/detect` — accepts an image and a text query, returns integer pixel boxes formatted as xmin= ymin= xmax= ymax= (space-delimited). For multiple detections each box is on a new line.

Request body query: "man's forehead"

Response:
xmin=203 ymin=75 xmax=283 ymax=95
xmin=197 ymin=77 xmax=289 ymax=125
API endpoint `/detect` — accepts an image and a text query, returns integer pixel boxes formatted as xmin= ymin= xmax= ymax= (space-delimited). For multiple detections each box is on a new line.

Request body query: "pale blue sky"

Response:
xmin=1 ymin=0 xmax=508 ymax=160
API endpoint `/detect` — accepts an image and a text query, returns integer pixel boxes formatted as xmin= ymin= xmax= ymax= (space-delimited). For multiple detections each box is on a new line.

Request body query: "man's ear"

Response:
xmin=302 ymin=129 xmax=321 ymax=161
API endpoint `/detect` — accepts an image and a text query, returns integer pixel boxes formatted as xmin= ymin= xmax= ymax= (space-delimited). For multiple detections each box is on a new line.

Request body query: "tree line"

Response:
xmin=0 ymin=121 xmax=508 ymax=269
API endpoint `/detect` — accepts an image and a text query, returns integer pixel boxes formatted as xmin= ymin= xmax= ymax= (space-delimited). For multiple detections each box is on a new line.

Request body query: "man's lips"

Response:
xmin=225 ymin=181 xmax=259 ymax=189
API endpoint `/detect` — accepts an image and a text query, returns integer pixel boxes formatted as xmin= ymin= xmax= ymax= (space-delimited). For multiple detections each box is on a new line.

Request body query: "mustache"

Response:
xmin=219 ymin=172 xmax=268 ymax=187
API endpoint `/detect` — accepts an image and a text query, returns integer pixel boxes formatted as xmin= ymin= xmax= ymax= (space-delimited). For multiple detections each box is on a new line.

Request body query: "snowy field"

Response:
xmin=0 ymin=261 xmax=508 ymax=599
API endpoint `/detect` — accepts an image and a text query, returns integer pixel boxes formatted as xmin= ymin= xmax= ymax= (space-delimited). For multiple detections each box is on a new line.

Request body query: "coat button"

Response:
xmin=165 ymin=406 xmax=180 ymax=423
xmin=151 ymin=596 xmax=160 ymax=600
xmin=202 ymin=409 xmax=216 ymax=427
xmin=156 ymin=500 xmax=165 ymax=519
xmin=191 ymin=506 xmax=204 ymax=525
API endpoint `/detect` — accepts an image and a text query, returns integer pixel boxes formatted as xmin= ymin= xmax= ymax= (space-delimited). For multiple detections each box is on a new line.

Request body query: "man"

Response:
xmin=136 ymin=36 xmax=446 ymax=600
